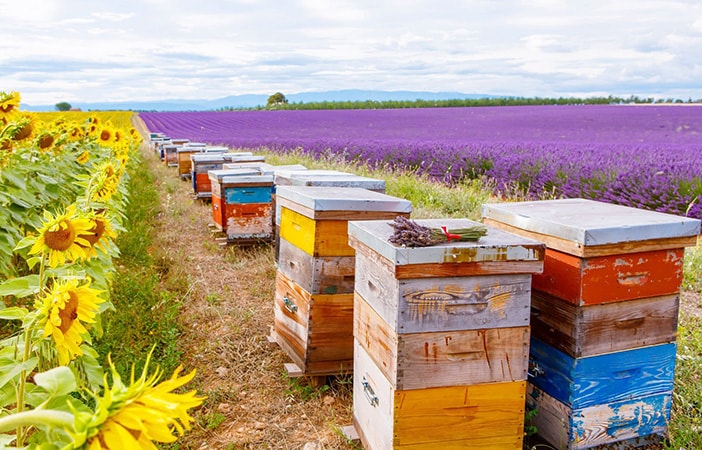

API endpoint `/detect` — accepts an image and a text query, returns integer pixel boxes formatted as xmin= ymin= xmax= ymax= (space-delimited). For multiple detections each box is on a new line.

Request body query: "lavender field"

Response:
xmin=140 ymin=105 xmax=702 ymax=219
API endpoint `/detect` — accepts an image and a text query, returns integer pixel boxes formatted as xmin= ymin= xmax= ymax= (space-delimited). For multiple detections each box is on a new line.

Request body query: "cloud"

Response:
xmin=4 ymin=0 xmax=702 ymax=104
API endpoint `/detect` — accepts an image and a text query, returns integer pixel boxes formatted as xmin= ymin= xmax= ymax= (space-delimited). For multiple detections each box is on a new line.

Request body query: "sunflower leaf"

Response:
xmin=0 ymin=306 xmax=29 ymax=321
xmin=34 ymin=366 xmax=77 ymax=398
xmin=0 ymin=275 xmax=40 ymax=298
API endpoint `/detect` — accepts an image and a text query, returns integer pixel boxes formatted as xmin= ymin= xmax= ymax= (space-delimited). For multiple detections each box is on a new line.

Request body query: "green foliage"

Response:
xmin=683 ymin=239 xmax=702 ymax=292
xmin=266 ymin=92 xmax=288 ymax=109
xmin=666 ymin=311 xmax=702 ymax=449
xmin=94 ymin=150 xmax=182 ymax=378
xmin=219 ymin=94 xmax=673 ymax=111
xmin=54 ymin=102 xmax=72 ymax=111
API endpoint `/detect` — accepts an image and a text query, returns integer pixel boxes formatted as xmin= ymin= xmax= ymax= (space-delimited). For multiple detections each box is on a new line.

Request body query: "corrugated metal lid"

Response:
xmin=276 ymin=186 xmax=411 ymax=212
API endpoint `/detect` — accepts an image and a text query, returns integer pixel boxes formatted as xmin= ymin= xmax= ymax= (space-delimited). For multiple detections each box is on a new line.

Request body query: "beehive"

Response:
xmin=176 ymin=144 xmax=226 ymax=178
xmin=482 ymin=198 xmax=700 ymax=449
xmin=190 ymin=154 xmax=227 ymax=198
xmin=347 ymin=218 xmax=545 ymax=450
xmin=209 ymin=168 xmax=263 ymax=230
xmin=272 ymin=186 xmax=412 ymax=378
xmin=163 ymin=144 xmax=180 ymax=166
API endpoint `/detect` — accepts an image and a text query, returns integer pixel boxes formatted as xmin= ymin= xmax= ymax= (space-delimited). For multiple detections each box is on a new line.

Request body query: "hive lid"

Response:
xmin=274 ymin=169 xmax=348 ymax=185
xmin=348 ymin=218 xmax=545 ymax=266
xmin=482 ymin=198 xmax=700 ymax=247
xmin=276 ymin=186 xmax=411 ymax=213
xmin=221 ymin=174 xmax=274 ymax=185
xmin=290 ymin=175 xmax=386 ymax=190
xmin=190 ymin=153 xmax=227 ymax=163
xmin=208 ymin=168 xmax=261 ymax=181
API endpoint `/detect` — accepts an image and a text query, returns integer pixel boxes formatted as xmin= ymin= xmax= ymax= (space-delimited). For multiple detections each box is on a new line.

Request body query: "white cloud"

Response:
xmin=3 ymin=0 xmax=702 ymax=105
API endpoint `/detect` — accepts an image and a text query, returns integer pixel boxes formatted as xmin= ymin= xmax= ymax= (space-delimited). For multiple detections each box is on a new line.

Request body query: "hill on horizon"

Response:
xmin=22 ymin=89 xmax=495 ymax=112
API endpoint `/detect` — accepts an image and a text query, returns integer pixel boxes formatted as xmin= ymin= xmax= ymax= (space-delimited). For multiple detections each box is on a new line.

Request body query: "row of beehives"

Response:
xmin=145 ymin=133 xmax=701 ymax=450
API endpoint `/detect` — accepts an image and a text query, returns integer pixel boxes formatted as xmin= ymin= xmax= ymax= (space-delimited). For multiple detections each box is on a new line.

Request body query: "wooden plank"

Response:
xmin=279 ymin=207 xmax=354 ymax=257
xmin=306 ymin=291 xmax=354 ymax=363
xmin=211 ymin=193 xmax=226 ymax=229
xmin=355 ymin=293 xmax=530 ymax=390
xmin=532 ymin=248 xmax=684 ymax=305
xmin=273 ymin=271 xmax=311 ymax=369
xmin=393 ymin=381 xmax=526 ymax=449
xmin=531 ymin=291 xmax=679 ymax=358
xmin=353 ymin=339 xmax=396 ymax=450
xmin=224 ymin=186 xmax=273 ymax=204
xmin=529 ymin=339 xmax=676 ymax=409
xmin=277 ymin=238 xmax=356 ymax=295
xmin=483 ymin=217 xmax=698 ymax=258
xmin=354 ymin=251 xmax=532 ymax=333
xmin=347 ymin=218 xmax=545 ymax=267
xmin=526 ymin=384 xmax=671 ymax=450
xmin=224 ymin=203 xmax=273 ymax=236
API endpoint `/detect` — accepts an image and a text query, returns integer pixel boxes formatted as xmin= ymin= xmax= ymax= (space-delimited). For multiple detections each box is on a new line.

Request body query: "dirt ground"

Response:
xmin=132 ymin=117 xmax=700 ymax=450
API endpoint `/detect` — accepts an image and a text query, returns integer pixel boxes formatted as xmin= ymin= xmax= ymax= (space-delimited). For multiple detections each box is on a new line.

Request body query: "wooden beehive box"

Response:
xmin=481 ymin=198 xmax=701 ymax=449
xmin=190 ymin=153 xmax=227 ymax=197
xmin=354 ymin=340 xmax=527 ymax=450
xmin=209 ymin=168 xmax=263 ymax=230
xmin=163 ymin=144 xmax=180 ymax=166
xmin=273 ymin=169 xmax=350 ymax=186
xmin=176 ymin=146 xmax=206 ymax=177
xmin=272 ymin=187 xmax=412 ymax=378
xmin=526 ymin=384 xmax=671 ymax=450
xmin=216 ymin=174 xmax=274 ymax=241
xmin=347 ymin=218 xmax=545 ymax=450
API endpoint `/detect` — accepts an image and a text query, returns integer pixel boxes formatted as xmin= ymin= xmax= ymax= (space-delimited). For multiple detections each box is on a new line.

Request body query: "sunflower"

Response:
xmin=29 ymin=204 xmax=94 ymax=268
xmin=90 ymin=161 xmax=120 ymax=203
xmin=35 ymin=277 xmax=105 ymax=365
xmin=78 ymin=211 xmax=116 ymax=255
xmin=0 ymin=91 xmax=20 ymax=114
xmin=36 ymin=131 xmax=55 ymax=151
xmin=78 ymin=357 xmax=205 ymax=449
xmin=77 ymin=150 xmax=90 ymax=165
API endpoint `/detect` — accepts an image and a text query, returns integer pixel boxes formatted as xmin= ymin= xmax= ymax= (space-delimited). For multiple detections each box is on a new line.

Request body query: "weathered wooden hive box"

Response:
xmin=347 ymin=218 xmax=545 ymax=450
xmin=175 ymin=143 xmax=215 ymax=177
xmin=482 ymin=198 xmax=701 ymax=450
xmin=219 ymin=175 xmax=274 ymax=242
xmin=208 ymin=168 xmax=274 ymax=241
xmin=190 ymin=152 xmax=254 ymax=198
xmin=272 ymin=186 xmax=412 ymax=379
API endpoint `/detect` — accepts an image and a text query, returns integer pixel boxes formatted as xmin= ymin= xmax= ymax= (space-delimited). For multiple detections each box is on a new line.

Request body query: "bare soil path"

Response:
xmin=133 ymin=119 xmax=355 ymax=450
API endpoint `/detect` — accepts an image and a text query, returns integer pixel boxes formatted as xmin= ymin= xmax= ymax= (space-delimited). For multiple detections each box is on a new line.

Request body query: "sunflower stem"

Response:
xmin=0 ymin=409 xmax=75 ymax=434
xmin=16 ymin=324 xmax=33 ymax=446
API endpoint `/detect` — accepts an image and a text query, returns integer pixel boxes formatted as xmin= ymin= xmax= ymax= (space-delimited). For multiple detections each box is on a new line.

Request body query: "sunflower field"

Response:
xmin=0 ymin=91 xmax=204 ymax=449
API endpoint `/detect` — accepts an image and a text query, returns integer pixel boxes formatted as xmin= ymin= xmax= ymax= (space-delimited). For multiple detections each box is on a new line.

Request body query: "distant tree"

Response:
xmin=55 ymin=102 xmax=72 ymax=111
xmin=266 ymin=92 xmax=288 ymax=109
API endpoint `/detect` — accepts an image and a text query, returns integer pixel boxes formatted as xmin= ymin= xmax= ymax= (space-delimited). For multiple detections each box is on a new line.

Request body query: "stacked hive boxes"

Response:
xmin=177 ymin=144 xmax=230 ymax=178
xmin=209 ymin=168 xmax=274 ymax=243
xmin=347 ymin=218 xmax=545 ymax=449
xmin=482 ymin=198 xmax=701 ymax=449
xmin=190 ymin=152 xmax=255 ymax=199
xmin=272 ymin=186 xmax=412 ymax=378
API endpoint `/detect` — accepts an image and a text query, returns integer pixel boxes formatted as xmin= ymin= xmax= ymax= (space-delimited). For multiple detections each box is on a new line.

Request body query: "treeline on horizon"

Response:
xmin=217 ymin=94 xmax=699 ymax=111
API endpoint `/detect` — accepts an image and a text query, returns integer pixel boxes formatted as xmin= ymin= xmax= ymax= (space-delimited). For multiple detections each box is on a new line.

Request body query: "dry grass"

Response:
xmin=139 ymin=145 xmax=355 ymax=450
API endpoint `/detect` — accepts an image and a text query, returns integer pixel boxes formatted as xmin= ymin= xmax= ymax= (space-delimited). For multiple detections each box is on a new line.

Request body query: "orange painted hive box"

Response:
xmin=347 ymin=218 xmax=545 ymax=450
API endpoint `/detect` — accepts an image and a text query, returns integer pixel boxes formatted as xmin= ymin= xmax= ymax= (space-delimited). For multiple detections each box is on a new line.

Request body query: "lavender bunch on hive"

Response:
xmin=388 ymin=216 xmax=487 ymax=247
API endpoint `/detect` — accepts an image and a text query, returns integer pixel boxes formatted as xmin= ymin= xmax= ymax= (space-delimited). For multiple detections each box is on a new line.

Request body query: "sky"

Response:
xmin=2 ymin=0 xmax=702 ymax=106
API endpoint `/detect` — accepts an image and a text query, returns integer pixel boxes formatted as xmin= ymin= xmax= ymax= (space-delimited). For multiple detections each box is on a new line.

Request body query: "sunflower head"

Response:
xmin=29 ymin=204 xmax=94 ymax=268
xmin=0 ymin=91 xmax=21 ymax=114
xmin=78 ymin=211 xmax=116 ymax=255
xmin=75 ymin=354 xmax=205 ymax=449
xmin=35 ymin=277 xmax=105 ymax=365
xmin=89 ymin=161 xmax=120 ymax=203
xmin=77 ymin=150 xmax=90 ymax=165
xmin=36 ymin=131 xmax=55 ymax=150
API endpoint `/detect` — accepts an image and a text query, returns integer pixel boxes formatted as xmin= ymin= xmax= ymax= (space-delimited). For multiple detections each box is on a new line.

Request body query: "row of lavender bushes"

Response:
xmin=139 ymin=105 xmax=702 ymax=219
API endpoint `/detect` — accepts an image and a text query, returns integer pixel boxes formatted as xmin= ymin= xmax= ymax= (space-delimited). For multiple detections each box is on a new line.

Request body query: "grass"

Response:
xmin=682 ymin=237 xmax=702 ymax=292
xmin=93 ymin=147 xmax=183 ymax=378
